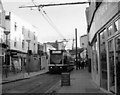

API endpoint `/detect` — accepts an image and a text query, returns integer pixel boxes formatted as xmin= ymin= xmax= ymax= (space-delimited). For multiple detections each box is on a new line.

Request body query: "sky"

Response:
xmin=1 ymin=0 xmax=89 ymax=49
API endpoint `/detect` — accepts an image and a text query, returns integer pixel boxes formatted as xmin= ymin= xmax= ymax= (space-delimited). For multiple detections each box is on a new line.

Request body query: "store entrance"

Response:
xmin=108 ymin=35 xmax=120 ymax=94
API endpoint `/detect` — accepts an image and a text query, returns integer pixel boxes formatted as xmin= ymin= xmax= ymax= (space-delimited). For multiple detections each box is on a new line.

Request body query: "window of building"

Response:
xmin=14 ymin=37 xmax=17 ymax=47
xmin=5 ymin=15 xmax=10 ymax=20
xmin=114 ymin=19 xmax=119 ymax=32
xmin=115 ymin=36 xmax=120 ymax=93
xmin=22 ymin=40 xmax=24 ymax=49
xmin=108 ymin=39 xmax=115 ymax=93
xmin=108 ymin=25 xmax=113 ymax=37
xmin=92 ymin=39 xmax=98 ymax=74
xmin=28 ymin=30 xmax=30 ymax=38
xmin=0 ymin=56 xmax=4 ymax=66
xmin=82 ymin=43 xmax=84 ymax=45
xmin=34 ymin=43 xmax=35 ymax=53
xmin=14 ymin=22 xmax=17 ymax=31
xmin=14 ymin=41 xmax=16 ymax=47
xmin=99 ymin=29 xmax=108 ymax=90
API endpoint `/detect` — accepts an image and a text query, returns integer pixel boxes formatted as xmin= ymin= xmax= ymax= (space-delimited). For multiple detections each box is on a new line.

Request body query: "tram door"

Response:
xmin=108 ymin=35 xmax=120 ymax=94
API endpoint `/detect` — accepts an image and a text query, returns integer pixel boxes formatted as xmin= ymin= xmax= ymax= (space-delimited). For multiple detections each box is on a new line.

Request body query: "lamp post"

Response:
xmin=4 ymin=30 xmax=10 ymax=78
xmin=75 ymin=28 xmax=78 ymax=69
xmin=26 ymin=39 xmax=31 ymax=75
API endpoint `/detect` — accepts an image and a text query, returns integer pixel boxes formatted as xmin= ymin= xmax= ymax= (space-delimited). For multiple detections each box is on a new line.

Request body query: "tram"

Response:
xmin=48 ymin=50 xmax=74 ymax=73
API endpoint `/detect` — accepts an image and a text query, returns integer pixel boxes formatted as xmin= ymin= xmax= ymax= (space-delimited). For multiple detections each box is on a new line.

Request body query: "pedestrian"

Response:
xmin=79 ymin=60 xmax=82 ymax=69
xmin=75 ymin=59 xmax=78 ymax=70
xmin=78 ymin=59 xmax=81 ymax=69
xmin=84 ymin=60 xmax=86 ymax=69
xmin=81 ymin=60 xmax=84 ymax=69
xmin=12 ymin=61 xmax=15 ymax=73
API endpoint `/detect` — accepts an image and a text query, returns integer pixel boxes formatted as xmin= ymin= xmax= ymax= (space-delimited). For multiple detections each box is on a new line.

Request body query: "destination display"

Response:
xmin=52 ymin=50 xmax=62 ymax=54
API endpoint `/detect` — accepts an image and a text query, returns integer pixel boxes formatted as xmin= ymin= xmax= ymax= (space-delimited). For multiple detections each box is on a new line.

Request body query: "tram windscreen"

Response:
xmin=50 ymin=54 xmax=62 ymax=64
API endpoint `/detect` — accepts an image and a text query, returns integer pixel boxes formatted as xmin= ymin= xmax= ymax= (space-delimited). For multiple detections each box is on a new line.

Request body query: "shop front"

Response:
xmin=98 ymin=18 xmax=120 ymax=94
xmin=107 ymin=33 xmax=120 ymax=93
xmin=10 ymin=49 xmax=27 ymax=73
xmin=0 ymin=43 xmax=8 ymax=66
xmin=0 ymin=44 xmax=4 ymax=66
xmin=88 ymin=1 xmax=120 ymax=94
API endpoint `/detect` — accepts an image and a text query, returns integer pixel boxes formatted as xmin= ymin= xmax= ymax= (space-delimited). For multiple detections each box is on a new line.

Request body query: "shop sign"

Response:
xmin=11 ymin=51 xmax=17 ymax=56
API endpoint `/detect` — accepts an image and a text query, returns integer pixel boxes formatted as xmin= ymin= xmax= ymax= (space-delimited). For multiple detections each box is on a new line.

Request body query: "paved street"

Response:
xmin=2 ymin=72 xmax=61 ymax=94
xmin=48 ymin=68 xmax=113 ymax=94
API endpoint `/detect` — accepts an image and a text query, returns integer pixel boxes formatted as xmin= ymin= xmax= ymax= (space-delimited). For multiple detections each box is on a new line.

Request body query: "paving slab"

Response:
xmin=56 ymin=68 xmax=107 ymax=93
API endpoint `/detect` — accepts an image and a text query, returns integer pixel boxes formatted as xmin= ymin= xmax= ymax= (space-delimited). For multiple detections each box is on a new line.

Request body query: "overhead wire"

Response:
xmin=32 ymin=0 xmax=65 ymax=40
xmin=41 ymin=8 xmax=65 ymax=39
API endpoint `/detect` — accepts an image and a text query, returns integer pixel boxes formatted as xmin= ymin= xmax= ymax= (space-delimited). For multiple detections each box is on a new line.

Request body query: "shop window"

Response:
xmin=99 ymin=30 xmax=108 ymax=90
xmin=0 ymin=56 xmax=4 ymax=66
xmin=91 ymin=39 xmax=98 ymax=74
xmin=115 ymin=36 xmax=120 ymax=93
xmin=108 ymin=39 xmax=115 ymax=93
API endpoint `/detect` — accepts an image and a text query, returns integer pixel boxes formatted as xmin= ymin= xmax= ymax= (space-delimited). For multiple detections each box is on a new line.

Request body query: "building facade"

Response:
xmin=86 ymin=0 xmax=120 ymax=94
xmin=80 ymin=35 xmax=88 ymax=59
xmin=80 ymin=34 xmax=88 ymax=49
xmin=5 ymin=12 xmax=38 ymax=71
xmin=0 ymin=0 xmax=5 ymax=68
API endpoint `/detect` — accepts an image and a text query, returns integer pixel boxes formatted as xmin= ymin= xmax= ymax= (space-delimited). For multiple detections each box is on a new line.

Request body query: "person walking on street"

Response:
xmin=78 ymin=59 xmax=81 ymax=70
xmin=81 ymin=60 xmax=84 ymax=69
xmin=75 ymin=59 xmax=78 ymax=70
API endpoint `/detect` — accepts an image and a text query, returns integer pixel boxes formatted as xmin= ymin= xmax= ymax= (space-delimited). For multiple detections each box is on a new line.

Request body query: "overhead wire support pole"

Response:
xmin=75 ymin=28 xmax=77 ymax=69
